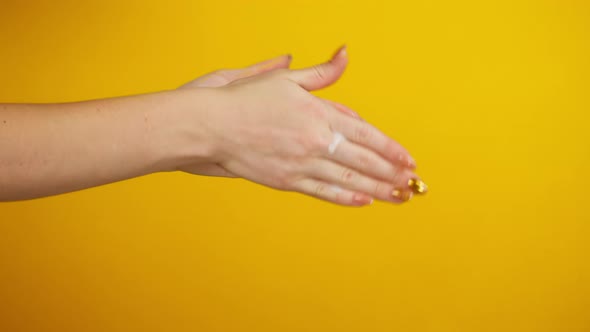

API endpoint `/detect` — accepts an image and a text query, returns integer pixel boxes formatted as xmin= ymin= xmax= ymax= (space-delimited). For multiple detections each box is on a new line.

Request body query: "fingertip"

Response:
xmin=352 ymin=192 xmax=373 ymax=206
xmin=277 ymin=54 xmax=293 ymax=67
xmin=329 ymin=46 xmax=349 ymax=74
xmin=394 ymin=153 xmax=417 ymax=170
xmin=408 ymin=178 xmax=428 ymax=195
xmin=391 ymin=189 xmax=413 ymax=202
xmin=287 ymin=46 xmax=349 ymax=91
xmin=395 ymin=152 xmax=416 ymax=168
xmin=408 ymin=155 xmax=417 ymax=169
xmin=332 ymin=44 xmax=348 ymax=60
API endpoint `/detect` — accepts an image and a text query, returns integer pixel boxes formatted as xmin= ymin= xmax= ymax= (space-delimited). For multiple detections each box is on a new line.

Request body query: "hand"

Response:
xmin=181 ymin=46 xmax=422 ymax=206
xmin=177 ymin=52 xmax=363 ymax=178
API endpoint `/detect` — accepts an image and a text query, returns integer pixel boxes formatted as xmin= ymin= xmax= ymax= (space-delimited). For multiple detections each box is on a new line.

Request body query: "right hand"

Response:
xmin=183 ymin=47 xmax=421 ymax=206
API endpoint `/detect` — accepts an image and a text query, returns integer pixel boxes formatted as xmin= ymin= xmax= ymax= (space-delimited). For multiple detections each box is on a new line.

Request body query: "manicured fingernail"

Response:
xmin=408 ymin=178 xmax=428 ymax=194
xmin=332 ymin=45 xmax=347 ymax=60
xmin=340 ymin=45 xmax=347 ymax=57
xmin=408 ymin=156 xmax=417 ymax=168
xmin=397 ymin=154 xmax=416 ymax=168
xmin=353 ymin=193 xmax=371 ymax=206
xmin=392 ymin=189 xmax=413 ymax=201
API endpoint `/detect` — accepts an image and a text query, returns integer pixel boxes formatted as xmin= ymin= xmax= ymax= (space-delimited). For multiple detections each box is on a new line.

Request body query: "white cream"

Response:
xmin=328 ymin=131 xmax=345 ymax=155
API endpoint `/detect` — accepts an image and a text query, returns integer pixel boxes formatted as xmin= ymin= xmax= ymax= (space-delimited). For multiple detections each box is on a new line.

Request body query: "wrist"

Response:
xmin=149 ymin=88 xmax=219 ymax=172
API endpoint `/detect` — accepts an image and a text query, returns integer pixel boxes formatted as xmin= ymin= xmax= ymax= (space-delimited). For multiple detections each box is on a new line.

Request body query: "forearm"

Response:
xmin=0 ymin=89 xmax=212 ymax=201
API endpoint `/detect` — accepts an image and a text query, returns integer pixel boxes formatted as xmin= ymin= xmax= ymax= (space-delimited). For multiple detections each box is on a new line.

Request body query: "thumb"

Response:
xmin=287 ymin=45 xmax=348 ymax=91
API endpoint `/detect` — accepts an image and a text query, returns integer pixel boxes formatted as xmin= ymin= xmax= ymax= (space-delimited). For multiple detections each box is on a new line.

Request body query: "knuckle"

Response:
xmin=314 ymin=182 xmax=328 ymax=198
xmin=300 ymin=131 xmax=330 ymax=154
xmin=373 ymin=181 xmax=387 ymax=198
xmin=312 ymin=65 xmax=327 ymax=81
xmin=298 ymin=99 xmax=328 ymax=122
xmin=378 ymin=171 xmax=396 ymax=184
xmin=339 ymin=168 xmax=355 ymax=184
xmin=283 ymin=176 xmax=304 ymax=193
xmin=354 ymin=124 xmax=372 ymax=143
xmin=391 ymin=167 xmax=403 ymax=184
xmin=270 ymin=164 xmax=293 ymax=190
xmin=277 ymin=167 xmax=300 ymax=190
xmin=314 ymin=134 xmax=332 ymax=152
xmin=308 ymin=102 xmax=330 ymax=123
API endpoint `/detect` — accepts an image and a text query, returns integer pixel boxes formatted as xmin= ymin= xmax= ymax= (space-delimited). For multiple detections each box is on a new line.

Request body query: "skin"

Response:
xmin=0 ymin=46 xmax=420 ymax=206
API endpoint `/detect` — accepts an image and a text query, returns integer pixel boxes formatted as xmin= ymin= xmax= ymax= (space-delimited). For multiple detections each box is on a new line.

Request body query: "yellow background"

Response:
xmin=1 ymin=0 xmax=589 ymax=331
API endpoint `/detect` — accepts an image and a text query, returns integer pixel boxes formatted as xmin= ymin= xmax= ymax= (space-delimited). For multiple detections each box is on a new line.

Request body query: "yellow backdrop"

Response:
xmin=1 ymin=1 xmax=589 ymax=331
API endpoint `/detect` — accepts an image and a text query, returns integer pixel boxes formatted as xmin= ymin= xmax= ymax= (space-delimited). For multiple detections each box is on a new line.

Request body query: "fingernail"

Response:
xmin=392 ymin=189 xmax=413 ymax=202
xmin=340 ymin=45 xmax=347 ymax=58
xmin=286 ymin=54 xmax=293 ymax=61
xmin=408 ymin=178 xmax=428 ymax=194
xmin=332 ymin=45 xmax=347 ymax=60
xmin=408 ymin=156 xmax=417 ymax=168
xmin=353 ymin=193 xmax=371 ymax=206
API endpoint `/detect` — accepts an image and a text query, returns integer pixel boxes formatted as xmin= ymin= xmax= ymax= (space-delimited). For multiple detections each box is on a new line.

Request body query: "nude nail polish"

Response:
xmin=353 ymin=193 xmax=371 ymax=206
xmin=332 ymin=45 xmax=347 ymax=60
xmin=340 ymin=45 xmax=347 ymax=57
xmin=407 ymin=156 xmax=417 ymax=168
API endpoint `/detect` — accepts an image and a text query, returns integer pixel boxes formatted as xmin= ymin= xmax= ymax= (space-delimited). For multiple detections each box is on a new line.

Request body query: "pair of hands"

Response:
xmin=176 ymin=46 xmax=423 ymax=206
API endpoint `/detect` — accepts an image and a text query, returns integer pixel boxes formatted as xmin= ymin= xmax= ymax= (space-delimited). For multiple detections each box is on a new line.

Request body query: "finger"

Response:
xmin=287 ymin=45 xmax=348 ymax=91
xmin=186 ymin=54 xmax=292 ymax=88
xmin=291 ymin=178 xmax=373 ymax=207
xmin=239 ymin=54 xmax=293 ymax=78
xmin=325 ymin=138 xmax=401 ymax=183
xmin=323 ymin=99 xmax=363 ymax=121
xmin=303 ymin=159 xmax=414 ymax=204
xmin=328 ymin=113 xmax=417 ymax=169
xmin=211 ymin=54 xmax=292 ymax=84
